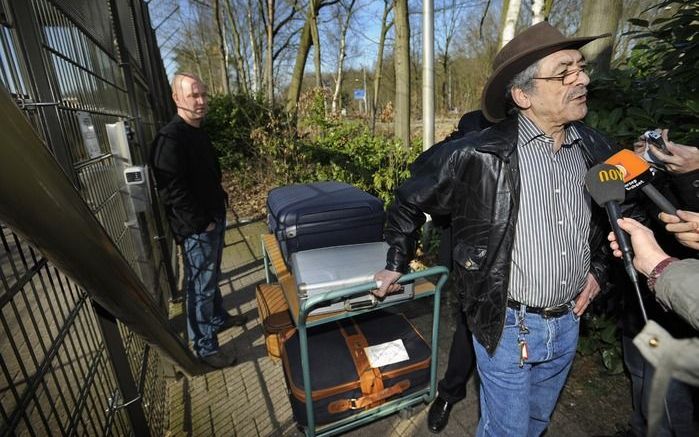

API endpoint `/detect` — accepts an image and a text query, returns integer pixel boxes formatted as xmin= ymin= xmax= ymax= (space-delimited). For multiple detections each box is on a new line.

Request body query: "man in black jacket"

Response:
xmin=423 ymin=110 xmax=491 ymax=433
xmin=374 ymin=23 xmax=625 ymax=436
xmin=151 ymin=73 xmax=246 ymax=368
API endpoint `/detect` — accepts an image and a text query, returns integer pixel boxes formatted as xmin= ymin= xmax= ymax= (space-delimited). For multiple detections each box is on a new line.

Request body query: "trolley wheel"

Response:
xmin=399 ymin=406 xmax=415 ymax=419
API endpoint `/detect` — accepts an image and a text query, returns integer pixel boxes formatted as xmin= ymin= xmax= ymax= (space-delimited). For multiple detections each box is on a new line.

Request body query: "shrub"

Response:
xmin=287 ymin=119 xmax=421 ymax=205
xmin=586 ymin=0 xmax=699 ymax=145
xmin=205 ymin=93 xmax=291 ymax=171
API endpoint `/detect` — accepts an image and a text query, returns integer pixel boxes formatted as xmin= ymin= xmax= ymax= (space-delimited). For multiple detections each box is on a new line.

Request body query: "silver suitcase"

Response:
xmin=290 ymin=242 xmax=414 ymax=315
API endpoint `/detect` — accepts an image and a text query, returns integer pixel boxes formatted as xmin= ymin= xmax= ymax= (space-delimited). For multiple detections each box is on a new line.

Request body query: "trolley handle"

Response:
xmin=298 ymin=266 xmax=449 ymax=319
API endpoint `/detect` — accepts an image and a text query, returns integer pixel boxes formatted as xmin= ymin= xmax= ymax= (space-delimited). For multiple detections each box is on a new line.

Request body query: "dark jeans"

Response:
xmin=437 ymin=310 xmax=476 ymax=403
xmin=183 ymin=216 xmax=229 ymax=357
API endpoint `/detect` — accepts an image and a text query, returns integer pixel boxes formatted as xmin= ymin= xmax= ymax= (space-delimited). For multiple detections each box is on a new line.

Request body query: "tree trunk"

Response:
xmin=265 ymin=0 xmax=275 ymax=103
xmin=286 ymin=1 xmax=321 ymax=113
xmin=393 ymin=0 xmax=410 ymax=149
xmin=214 ymin=0 xmax=230 ymax=94
xmin=531 ymin=0 xmax=546 ymax=24
xmin=499 ymin=0 xmax=522 ymax=49
xmin=331 ymin=0 xmax=356 ymax=114
xmin=331 ymin=39 xmax=345 ymax=114
xmin=310 ymin=0 xmax=323 ymax=88
xmin=437 ymin=0 xmax=460 ymax=114
xmin=371 ymin=0 xmax=392 ymax=132
xmin=224 ymin=0 xmax=249 ymax=94
xmin=441 ymin=55 xmax=448 ymax=112
xmin=247 ymin=0 xmax=263 ymax=94
xmin=578 ymin=0 xmax=622 ymax=72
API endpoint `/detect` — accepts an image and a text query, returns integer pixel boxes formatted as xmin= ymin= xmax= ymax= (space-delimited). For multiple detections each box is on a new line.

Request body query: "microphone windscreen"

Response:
xmin=605 ymin=149 xmax=653 ymax=185
xmin=585 ymin=163 xmax=626 ymax=207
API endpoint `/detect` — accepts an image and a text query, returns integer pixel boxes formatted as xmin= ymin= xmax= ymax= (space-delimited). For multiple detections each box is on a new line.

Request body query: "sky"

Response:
xmin=146 ymin=0 xmax=498 ymax=81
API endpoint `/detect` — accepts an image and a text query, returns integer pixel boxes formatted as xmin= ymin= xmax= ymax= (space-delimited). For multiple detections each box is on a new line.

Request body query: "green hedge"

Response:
xmin=586 ymin=0 xmax=698 ymax=145
xmin=205 ymin=91 xmax=421 ymax=205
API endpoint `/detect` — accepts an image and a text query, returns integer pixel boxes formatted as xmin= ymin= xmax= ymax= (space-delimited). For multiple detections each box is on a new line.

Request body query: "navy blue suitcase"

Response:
xmin=266 ymin=181 xmax=385 ymax=263
xmin=281 ymin=310 xmax=431 ymax=426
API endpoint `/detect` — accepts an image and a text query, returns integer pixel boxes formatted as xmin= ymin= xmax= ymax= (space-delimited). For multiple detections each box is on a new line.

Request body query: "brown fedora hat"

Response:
xmin=481 ymin=22 xmax=609 ymax=122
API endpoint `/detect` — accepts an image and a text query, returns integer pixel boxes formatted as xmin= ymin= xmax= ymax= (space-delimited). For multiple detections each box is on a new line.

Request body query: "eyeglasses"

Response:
xmin=533 ymin=66 xmax=587 ymax=85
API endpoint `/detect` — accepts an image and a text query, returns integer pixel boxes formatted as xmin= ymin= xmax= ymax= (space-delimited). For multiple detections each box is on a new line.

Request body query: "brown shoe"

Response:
xmin=200 ymin=350 xmax=237 ymax=369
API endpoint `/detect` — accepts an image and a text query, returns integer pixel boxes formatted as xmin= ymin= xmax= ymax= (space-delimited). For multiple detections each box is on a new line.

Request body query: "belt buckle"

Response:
xmin=541 ymin=304 xmax=566 ymax=318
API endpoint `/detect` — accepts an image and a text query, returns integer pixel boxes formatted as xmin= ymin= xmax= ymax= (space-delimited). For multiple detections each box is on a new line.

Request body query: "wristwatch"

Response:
xmin=647 ymin=257 xmax=678 ymax=291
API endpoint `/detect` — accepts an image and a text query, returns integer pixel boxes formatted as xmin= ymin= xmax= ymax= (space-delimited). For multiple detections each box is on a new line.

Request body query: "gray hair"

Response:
xmin=504 ymin=60 xmax=541 ymax=115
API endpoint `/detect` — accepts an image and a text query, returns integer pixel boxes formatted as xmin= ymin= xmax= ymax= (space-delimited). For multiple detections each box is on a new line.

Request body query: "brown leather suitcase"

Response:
xmin=256 ymin=283 xmax=294 ymax=359
xmin=280 ymin=310 xmax=431 ymax=426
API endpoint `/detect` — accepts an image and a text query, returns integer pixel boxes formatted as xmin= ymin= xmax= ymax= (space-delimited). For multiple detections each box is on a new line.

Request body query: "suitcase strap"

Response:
xmin=339 ymin=320 xmax=385 ymax=397
xmin=327 ymin=380 xmax=411 ymax=413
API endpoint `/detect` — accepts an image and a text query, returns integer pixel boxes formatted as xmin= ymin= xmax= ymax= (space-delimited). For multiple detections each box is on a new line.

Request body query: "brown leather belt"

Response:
xmin=507 ymin=299 xmax=571 ymax=318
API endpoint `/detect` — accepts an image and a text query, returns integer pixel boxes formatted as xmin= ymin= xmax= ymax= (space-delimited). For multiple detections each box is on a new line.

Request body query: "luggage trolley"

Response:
xmin=261 ymin=234 xmax=448 ymax=437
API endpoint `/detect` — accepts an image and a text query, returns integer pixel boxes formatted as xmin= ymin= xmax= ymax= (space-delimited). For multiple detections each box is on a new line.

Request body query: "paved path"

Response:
xmin=165 ymin=219 xmax=631 ymax=437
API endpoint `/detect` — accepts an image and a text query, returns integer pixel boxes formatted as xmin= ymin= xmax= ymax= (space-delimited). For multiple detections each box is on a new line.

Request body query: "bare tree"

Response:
xmin=371 ymin=0 xmax=393 ymax=132
xmin=578 ymin=0 xmax=622 ymax=72
xmin=286 ymin=0 xmax=324 ymax=113
xmin=264 ymin=0 xmax=276 ymax=102
xmin=436 ymin=0 xmax=465 ymax=113
xmin=499 ymin=0 xmax=522 ymax=48
xmin=310 ymin=0 xmax=323 ymax=87
xmin=246 ymin=0 xmax=264 ymax=93
xmin=213 ymin=0 xmax=230 ymax=94
xmin=393 ymin=0 xmax=410 ymax=148
xmin=260 ymin=0 xmax=301 ymax=103
xmin=331 ymin=0 xmax=357 ymax=114
xmin=223 ymin=0 xmax=249 ymax=94
xmin=531 ymin=0 xmax=546 ymax=24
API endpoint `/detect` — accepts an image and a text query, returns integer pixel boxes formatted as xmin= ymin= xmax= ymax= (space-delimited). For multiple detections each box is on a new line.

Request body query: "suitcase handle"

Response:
xmin=343 ymin=296 xmax=377 ymax=311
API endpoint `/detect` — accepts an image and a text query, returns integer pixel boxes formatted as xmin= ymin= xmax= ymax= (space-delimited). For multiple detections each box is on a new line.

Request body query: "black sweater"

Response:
xmin=151 ymin=115 xmax=227 ymax=241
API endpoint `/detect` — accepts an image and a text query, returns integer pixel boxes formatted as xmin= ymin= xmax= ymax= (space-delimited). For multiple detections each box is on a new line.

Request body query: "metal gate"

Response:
xmin=0 ymin=0 xmax=180 ymax=435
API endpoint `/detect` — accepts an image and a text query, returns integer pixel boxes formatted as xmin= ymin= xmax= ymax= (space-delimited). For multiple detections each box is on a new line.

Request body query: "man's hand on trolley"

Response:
xmin=373 ymin=269 xmax=403 ymax=298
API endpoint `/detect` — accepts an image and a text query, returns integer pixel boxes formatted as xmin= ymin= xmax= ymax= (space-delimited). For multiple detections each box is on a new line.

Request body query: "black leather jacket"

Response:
xmin=384 ymin=116 xmax=629 ymax=354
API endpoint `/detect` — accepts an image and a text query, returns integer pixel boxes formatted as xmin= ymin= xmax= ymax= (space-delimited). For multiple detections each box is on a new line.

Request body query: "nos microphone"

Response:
xmin=604 ymin=149 xmax=677 ymax=215
xmin=585 ymin=163 xmax=639 ymax=286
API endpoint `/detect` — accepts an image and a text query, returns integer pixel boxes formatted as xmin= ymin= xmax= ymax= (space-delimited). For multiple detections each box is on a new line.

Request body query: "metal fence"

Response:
xmin=0 ymin=0 xmax=177 ymax=435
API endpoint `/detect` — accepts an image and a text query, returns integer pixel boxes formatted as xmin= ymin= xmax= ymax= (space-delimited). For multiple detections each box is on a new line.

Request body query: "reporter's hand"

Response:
xmin=632 ymin=135 xmax=646 ymax=157
xmin=648 ymin=129 xmax=699 ymax=174
xmin=607 ymin=217 xmax=669 ymax=277
xmin=659 ymin=210 xmax=699 ymax=250
xmin=373 ymin=269 xmax=403 ymax=298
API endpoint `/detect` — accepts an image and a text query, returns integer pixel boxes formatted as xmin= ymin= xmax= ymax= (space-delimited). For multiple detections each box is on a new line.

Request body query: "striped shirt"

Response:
xmin=508 ymin=114 xmax=591 ymax=307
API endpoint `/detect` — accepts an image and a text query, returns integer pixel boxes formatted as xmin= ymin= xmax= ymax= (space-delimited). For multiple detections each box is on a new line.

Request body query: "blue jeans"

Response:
xmin=183 ymin=216 xmax=228 ymax=357
xmin=473 ymin=305 xmax=580 ymax=437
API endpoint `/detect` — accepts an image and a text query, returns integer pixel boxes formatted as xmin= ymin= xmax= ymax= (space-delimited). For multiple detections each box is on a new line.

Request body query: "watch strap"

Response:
xmin=647 ymin=257 xmax=678 ymax=291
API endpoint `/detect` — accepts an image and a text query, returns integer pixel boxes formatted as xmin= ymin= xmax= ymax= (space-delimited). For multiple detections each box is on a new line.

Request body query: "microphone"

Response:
xmin=585 ymin=163 xmax=640 ymax=289
xmin=604 ymin=149 xmax=677 ymax=215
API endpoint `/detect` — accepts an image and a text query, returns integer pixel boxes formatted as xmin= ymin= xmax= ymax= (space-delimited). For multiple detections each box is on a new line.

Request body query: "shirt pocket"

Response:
xmin=453 ymin=241 xmax=488 ymax=271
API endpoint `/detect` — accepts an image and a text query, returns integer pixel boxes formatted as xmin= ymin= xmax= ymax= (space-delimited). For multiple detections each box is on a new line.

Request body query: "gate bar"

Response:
xmin=0 ymin=85 xmax=203 ymax=376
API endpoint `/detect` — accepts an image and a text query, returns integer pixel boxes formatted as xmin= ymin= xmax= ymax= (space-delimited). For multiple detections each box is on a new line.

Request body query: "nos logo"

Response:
xmin=598 ymin=168 xmax=623 ymax=182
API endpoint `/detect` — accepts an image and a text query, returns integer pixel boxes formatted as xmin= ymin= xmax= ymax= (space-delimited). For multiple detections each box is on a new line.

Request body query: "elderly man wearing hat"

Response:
xmin=374 ymin=22 xmax=630 ymax=436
